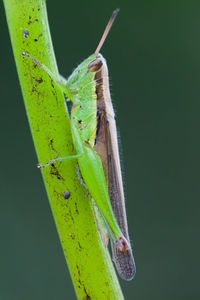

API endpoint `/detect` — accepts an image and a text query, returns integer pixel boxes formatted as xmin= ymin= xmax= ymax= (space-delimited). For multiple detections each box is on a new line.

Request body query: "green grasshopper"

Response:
xmin=23 ymin=9 xmax=136 ymax=281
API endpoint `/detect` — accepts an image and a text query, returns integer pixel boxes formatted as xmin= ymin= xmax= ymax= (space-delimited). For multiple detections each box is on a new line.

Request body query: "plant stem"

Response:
xmin=3 ymin=0 xmax=124 ymax=299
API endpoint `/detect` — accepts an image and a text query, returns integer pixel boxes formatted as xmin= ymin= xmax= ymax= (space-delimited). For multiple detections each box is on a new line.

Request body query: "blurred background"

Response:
xmin=1 ymin=0 xmax=200 ymax=299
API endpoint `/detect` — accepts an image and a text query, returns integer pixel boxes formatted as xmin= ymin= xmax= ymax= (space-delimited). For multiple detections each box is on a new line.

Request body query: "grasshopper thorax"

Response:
xmin=68 ymin=53 xmax=106 ymax=148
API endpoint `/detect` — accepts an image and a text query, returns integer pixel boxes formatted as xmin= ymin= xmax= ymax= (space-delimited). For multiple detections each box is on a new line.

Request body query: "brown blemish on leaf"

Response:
xmin=35 ymin=78 xmax=43 ymax=84
xmin=28 ymin=16 xmax=39 ymax=25
xmin=75 ymin=202 xmax=79 ymax=214
xmin=34 ymin=33 xmax=42 ymax=42
xmin=76 ymin=266 xmax=91 ymax=299
xmin=78 ymin=241 xmax=82 ymax=250
xmin=28 ymin=16 xmax=32 ymax=25
xmin=31 ymin=86 xmax=40 ymax=95
xmin=70 ymin=212 xmax=75 ymax=224
xmin=51 ymin=79 xmax=54 ymax=88
xmin=69 ymin=233 xmax=75 ymax=239
xmin=83 ymin=287 xmax=91 ymax=300
xmin=76 ymin=265 xmax=81 ymax=276
xmin=49 ymin=139 xmax=56 ymax=151
xmin=50 ymin=164 xmax=64 ymax=181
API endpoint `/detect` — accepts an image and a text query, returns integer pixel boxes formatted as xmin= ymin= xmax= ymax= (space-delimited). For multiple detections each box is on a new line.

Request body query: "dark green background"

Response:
xmin=1 ymin=0 xmax=200 ymax=299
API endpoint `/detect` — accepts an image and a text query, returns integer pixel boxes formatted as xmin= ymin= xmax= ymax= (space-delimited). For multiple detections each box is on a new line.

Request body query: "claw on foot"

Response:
xmin=37 ymin=163 xmax=44 ymax=168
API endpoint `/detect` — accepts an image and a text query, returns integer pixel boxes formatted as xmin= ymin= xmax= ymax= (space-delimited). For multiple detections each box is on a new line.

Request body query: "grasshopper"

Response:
xmin=23 ymin=9 xmax=136 ymax=281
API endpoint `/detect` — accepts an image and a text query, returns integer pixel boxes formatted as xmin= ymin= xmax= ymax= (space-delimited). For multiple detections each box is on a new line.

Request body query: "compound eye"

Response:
xmin=88 ymin=58 xmax=103 ymax=72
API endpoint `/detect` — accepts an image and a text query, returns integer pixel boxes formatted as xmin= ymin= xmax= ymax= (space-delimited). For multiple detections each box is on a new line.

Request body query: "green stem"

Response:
xmin=3 ymin=0 xmax=124 ymax=299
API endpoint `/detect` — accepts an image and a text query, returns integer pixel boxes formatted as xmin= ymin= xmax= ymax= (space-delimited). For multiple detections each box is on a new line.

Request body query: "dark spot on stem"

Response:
xmin=28 ymin=16 xmax=39 ymax=25
xmin=35 ymin=78 xmax=43 ymax=84
xmin=76 ymin=266 xmax=90 ymax=298
xmin=50 ymin=165 xmax=64 ymax=181
xmin=78 ymin=241 xmax=82 ymax=249
xmin=23 ymin=29 xmax=29 ymax=38
xmin=83 ymin=287 xmax=91 ymax=300
xmin=76 ymin=265 xmax=81 ymax=276
xmin=34 ymin=33 xmax=42 ymax=42
xmin=69 ymin=233 xmax=75 ymax=239
xmin=64 ymin=190 xmax=71 ymax=199
xmin=75 ymin=202 xmax=79 ymax=214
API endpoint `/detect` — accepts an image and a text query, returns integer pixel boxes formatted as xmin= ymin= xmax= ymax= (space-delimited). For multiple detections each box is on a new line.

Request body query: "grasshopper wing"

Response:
xmin=95 ymin=57 xmax=136 ymax=281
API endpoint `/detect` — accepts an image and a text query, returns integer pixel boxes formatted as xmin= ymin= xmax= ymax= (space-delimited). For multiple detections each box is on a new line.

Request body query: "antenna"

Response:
xmin=95 ymin=8 xmax=120 ymax=54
